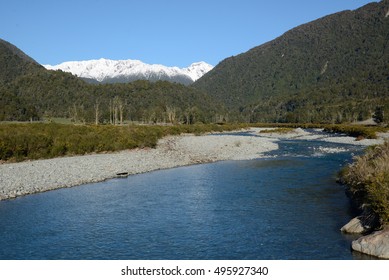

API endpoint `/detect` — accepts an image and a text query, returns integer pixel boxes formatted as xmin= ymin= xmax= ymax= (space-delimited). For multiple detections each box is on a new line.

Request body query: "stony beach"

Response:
xmin=0 ymin=128 xmax=281 ymax=200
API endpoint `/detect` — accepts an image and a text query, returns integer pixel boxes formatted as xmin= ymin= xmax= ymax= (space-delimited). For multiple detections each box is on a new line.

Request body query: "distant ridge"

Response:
xmin=0 ymin=39 xmax=38 ymax=65
xmin=45 ymin=59 xmax=213 ymax=85
xmin=194 ymin=0 xmax=389 ymax=123
xmin=0 ymin=39 xmax=44 ymax=83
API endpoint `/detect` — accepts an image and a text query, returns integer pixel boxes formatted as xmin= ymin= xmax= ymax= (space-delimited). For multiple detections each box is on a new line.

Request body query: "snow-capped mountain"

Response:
xmin=44 ymin=59 xmax=213 ymax=85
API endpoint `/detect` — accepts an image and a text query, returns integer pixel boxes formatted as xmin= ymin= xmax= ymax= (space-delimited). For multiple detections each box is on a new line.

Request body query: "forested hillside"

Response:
xmin=0 ymin=38 xmax=43 ymax=84
xmin=194 ymin=0 xmax=389 ymax=123
xmin=0 ymin=40 xmax=223 ymax=123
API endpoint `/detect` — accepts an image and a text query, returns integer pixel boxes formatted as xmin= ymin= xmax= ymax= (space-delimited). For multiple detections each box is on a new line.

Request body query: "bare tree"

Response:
xmin=70 ymin=103 xmax=79 ymax=123
xmin=107 ymin=96 xmax=126 ymax=125
xmin=94 ymin=100 xmax=100 ymax=125
xmin=166 ymin=105 xmax=176 ymax=124
xmin=114 ymin=102 xmax=118 ymax=125
xmin=109 ymin=99 xmax=113 ymax=125
xmin=118 ymin=98 xmax=124 ymax=125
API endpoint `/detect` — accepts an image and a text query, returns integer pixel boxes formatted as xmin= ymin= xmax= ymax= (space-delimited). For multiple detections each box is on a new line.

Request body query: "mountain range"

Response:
xmin=44 ymin=59 xmax=213 ymax=85
xmin=1 ymin=0 xmax=388 ymax=124
xmin=0 ymin=38 xmax=217 ymax=123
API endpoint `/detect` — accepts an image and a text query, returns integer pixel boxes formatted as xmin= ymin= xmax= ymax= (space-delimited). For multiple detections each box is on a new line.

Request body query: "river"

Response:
xmin=0 ymin=138 xmax=367 ymax=259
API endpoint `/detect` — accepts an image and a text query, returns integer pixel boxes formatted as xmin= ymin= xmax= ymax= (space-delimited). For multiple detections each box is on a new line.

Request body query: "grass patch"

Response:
xmin=259 ymin=127 xmax=295 ymax=134
xmin=339 ymin=142 xmax=389 ymax=226
xmin=252 ymin=122 xmax=388 ymax=139
xmin=322 ymin=124 xmax=387 ymax=140
xmin=0 ymin=123 xmax=248 ymax=162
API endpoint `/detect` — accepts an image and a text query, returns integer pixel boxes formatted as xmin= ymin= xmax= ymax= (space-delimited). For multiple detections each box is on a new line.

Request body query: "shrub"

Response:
xmin=259 ymin=127 xmax=295 ymax=134
xmin=323 ymin=124 xmax=379 ymax=139
xmin=0 ymin=123 xmax=251 ymax=161
xmin=340 ymin=142 xmax=389 ymax=226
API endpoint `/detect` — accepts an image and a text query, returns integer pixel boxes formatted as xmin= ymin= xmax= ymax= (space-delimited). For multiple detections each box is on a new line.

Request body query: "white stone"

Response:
xmin=352 ymin=226 xmax=389 ymax=259
xmin=341 ymin=217 xmax=367 ymax=234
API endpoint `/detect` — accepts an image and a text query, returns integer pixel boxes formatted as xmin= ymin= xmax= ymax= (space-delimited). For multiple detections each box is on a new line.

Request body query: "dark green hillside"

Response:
xmin=0 ymin=39 xmax=222 ymax=123
xmin=2 ymin=69 xmax=220 ymax=123
xmin=0 ymin=39 xmax=44 ymax=83
xmin=194 ymin=0 xmax=389 ymax=123
xmin=0 ymin=39 xmax=47 ymax=120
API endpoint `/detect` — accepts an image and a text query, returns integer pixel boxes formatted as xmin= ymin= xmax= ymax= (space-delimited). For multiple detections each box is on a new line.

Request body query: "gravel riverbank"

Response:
xmin=0 ymin=129 xmax=279 ymax=200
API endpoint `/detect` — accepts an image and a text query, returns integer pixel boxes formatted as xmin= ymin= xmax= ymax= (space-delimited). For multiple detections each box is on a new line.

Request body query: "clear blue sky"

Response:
xmin=1 ymin=0 xmax=378 ymax=67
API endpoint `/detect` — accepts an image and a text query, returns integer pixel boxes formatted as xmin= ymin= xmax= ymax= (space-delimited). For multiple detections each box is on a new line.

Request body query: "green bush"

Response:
xmin=323 ymin=124 xmax=379 ymax=139
xmin=0 ymin=123 xmax=251 ymax=162
xmin=259 ymin=127 xmax=295 ymax=134
xmin=340 ymin=142 xmax=389 ymax=226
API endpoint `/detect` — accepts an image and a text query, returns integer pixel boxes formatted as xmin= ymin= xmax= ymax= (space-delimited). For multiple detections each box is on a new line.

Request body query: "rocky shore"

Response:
xmin=339 ymin=134 xmax=389 ymax=260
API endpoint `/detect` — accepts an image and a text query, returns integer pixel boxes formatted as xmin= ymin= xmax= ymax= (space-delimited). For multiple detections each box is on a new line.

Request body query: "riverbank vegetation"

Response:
xmin=1 ymin=122 xmax=387 ymax=163
xmin=0 ymin=123 xmax=248 ymax=162
xmin=256 ymin=123 xmax=387 ymax=139
xmin=259 ymin=127 xmax=296 ymax=134
xmin=340 ymin=142 xmax=389 ymax=227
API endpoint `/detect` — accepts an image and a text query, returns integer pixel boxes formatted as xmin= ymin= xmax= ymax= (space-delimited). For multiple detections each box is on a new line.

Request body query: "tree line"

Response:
xmin=0 ymin=69 xmax=227 ymax=124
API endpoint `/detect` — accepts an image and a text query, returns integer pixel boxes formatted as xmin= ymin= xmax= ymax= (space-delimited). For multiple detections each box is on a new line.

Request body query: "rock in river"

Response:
xmin=341 ymin=211 xmax=377 ymax=234
xmin=352 ymin=226 xmax=389 ymax=259
xmin=341 ymin=217 xmax=367 ymax=234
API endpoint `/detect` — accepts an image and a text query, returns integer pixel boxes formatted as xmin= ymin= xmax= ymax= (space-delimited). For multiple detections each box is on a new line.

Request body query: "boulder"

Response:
xmin=341 ymin=217 xmax=366 ymax=234
xmin=351 ymin=226 xmax=389 ymax=259
xmin=340 ymin=211 xmax=378 ymax=234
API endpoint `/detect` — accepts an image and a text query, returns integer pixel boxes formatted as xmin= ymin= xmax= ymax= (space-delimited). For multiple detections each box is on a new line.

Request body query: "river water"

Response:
xmin=0 ymin=137 xmax=366 ymax=259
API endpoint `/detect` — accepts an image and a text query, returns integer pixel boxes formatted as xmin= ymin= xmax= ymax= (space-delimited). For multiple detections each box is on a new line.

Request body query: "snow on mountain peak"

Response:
xmin=44 ymin=59 xmax=213 ymax=84
xmin=184 ymin=61 xmax=214 ymax=82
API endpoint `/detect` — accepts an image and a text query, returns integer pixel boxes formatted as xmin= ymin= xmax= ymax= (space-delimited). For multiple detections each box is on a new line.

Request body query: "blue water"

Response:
xmin=0 ymin=139 xmax=365 ymax=259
